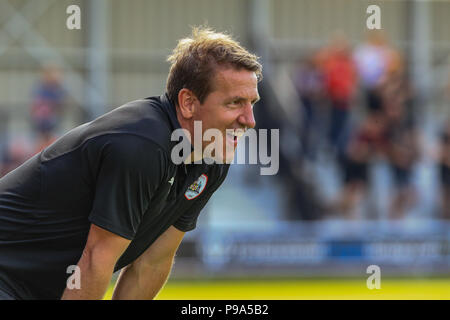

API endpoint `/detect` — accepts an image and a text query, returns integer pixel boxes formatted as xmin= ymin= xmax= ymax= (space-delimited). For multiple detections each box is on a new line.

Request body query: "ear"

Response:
xmin=177 ymin=88 xmax=198 ymax=119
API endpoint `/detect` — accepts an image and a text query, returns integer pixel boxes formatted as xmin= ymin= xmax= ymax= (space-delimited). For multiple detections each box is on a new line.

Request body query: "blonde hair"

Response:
xmin=166 ymin=27 xmax=262 ymax=105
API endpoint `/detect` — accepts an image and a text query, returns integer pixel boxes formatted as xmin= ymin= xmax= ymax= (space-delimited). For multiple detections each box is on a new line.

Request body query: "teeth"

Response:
xmin=228 ymin=130 xmax=245 ymax=138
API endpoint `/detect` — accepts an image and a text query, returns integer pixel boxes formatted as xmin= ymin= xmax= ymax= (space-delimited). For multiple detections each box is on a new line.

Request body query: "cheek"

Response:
xmin=206 ymin=114 xmax=236 ymax=131
xmin=220 ymin=109 xmax=242 ymax=126
xmin=198 ymin=103 xmax=241 ymax=130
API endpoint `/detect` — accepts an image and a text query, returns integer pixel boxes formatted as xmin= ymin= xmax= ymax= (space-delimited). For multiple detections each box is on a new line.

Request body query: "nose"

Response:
xmin=238 ymin=103 xmax=256 ymax=129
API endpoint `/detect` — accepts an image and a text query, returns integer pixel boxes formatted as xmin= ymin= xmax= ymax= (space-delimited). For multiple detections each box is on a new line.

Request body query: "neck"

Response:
xmin=175 ymin=107 xmax=203 ymax=164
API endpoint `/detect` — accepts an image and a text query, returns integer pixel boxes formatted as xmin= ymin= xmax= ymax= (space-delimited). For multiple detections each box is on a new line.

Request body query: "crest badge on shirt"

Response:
xmin=184 ymin=174 xmax=208 ymax=200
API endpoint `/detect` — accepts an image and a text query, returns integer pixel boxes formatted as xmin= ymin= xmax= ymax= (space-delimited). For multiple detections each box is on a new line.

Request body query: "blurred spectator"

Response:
xmin=353 ymin=30 xmax=390 ymax=114
xmin=439 ymin=119 xmax=450 ymax=219
xmin=379 ymin=63 xmax=420 ymax=219
xmin=256 ymin=80 xmax=325 ymax=220
xmin=318 ymin=33 xmax=357 ymax=155
xmin=292 ymin=53 xmax=325 ymax=160
xmin=385 ymin=124 xmax=420 ymax=219
xmin=332 ymin=116 xmax=384 ymax=219
xmin=30 ymin=64 xmax=66 ymax=153
xmin=0 ymin=137 xmax=32 ymax=177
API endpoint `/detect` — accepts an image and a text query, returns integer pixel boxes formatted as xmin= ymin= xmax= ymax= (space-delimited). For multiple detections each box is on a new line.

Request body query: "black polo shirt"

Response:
xmin=0 ymin=94 xmax=230 ymax=299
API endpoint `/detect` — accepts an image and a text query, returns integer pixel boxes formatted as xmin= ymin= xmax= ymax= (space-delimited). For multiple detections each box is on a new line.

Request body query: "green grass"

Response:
xmin=103 ymin=278 xmax=450 ymax=300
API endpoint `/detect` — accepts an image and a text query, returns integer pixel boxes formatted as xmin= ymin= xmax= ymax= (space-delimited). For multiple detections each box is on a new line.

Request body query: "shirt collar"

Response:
xmin=159 ymin=93 xmax=201 ymax=172
xmin=160 ymin=93 xmax=181 ymax=131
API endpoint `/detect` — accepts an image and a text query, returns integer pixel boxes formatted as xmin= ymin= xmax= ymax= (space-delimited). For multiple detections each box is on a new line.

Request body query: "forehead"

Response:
xmin=211 ymin=68 xmax=259 ymax=98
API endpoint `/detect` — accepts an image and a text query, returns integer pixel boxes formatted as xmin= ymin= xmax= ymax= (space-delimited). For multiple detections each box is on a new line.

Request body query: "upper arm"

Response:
xmin=133 ymin=226 xmax=185 ymax=268
xmin=88 ymin=135 xmax=168 ymax=239
xmin=174 ymin=166 xmax=229 ymax=232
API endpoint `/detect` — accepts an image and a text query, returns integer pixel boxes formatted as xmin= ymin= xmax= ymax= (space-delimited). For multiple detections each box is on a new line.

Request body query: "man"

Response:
xmin=0 ymin=27 xmax=262 ymax=300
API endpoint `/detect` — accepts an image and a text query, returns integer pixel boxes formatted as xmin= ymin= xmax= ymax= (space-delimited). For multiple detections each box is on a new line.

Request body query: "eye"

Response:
xmin=227 ymin=100 xmax=241 ymax=108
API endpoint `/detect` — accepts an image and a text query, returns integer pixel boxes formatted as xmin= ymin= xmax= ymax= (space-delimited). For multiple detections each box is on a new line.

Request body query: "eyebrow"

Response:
xmin=228 ymin=96 xmax=260 ymax=104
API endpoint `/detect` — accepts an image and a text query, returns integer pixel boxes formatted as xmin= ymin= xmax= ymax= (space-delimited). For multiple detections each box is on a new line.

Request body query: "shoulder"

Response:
xmin=85 ymin=133 xmax=172 ymax=189
xmin=89 ymin=133 xmax=170 ymax=169
xmin=98 ymin=98 xmax=174 ymax=154
xmin=41 ymin=97 xmax=175 ymax=162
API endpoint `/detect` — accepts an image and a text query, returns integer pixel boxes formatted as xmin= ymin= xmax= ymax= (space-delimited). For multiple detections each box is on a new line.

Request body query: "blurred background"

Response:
xmin=1 ymin=0 xmax=450 ymax=299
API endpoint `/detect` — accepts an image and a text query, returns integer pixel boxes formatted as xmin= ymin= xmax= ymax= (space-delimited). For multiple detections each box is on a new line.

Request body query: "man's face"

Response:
xmin=192 ymin=68 xmax=259 ymax=163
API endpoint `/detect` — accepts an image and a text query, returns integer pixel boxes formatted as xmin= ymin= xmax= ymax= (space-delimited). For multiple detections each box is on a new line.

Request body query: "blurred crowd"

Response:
xmin=0 ymin=64 xmax=66 ymax=177
xmin=288 ymin=30 xmax=450 ymax=221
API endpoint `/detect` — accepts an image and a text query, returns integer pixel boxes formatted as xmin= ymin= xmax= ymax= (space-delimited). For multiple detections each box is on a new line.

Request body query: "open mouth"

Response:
xmin=226 ymin=129 xmax=245 ymax=145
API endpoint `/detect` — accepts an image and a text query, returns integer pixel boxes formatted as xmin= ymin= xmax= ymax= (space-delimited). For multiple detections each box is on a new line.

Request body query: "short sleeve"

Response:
xmin=88 ymin=135 xmax=167 ymax=240
xmin=173 ymin=165 xmax=229 ymax=232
